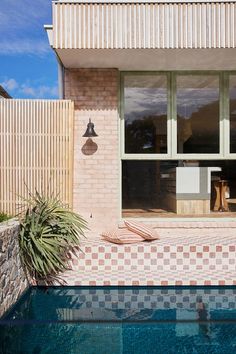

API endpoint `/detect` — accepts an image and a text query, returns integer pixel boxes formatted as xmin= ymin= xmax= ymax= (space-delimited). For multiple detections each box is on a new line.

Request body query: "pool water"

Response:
xmin=1 ymin=287 xmax=236 ymax=354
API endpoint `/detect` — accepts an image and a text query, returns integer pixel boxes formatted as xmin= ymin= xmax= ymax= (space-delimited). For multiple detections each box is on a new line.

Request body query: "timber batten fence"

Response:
xmin=0 ymin=99 xmax=74 ymax=215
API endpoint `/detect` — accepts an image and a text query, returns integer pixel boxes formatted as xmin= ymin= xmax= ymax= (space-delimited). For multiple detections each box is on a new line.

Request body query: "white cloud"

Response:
xmin=0 ymin=0 xmax=52 ymax=56
xmin=0 ymin=0 xmax=50 ymax=31
xmin=0 ymin=39 xmax=50 ymax=56
xmin=21 ymin=84 xmax=58 ymax=98
xmin=0 ymin=77 xmax=58 ymax=99
xmin=0 ymin=78 xmax=19 ymax=91
xmin=21 ymin=86 xmax=36 ymax=97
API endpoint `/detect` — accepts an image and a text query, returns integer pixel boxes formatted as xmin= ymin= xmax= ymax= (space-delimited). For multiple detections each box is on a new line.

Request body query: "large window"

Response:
xmin=124 ymin=74 xmax=168 ymax=154
xmin=121 ymin=72 xmax=236 ymax=218
xmin=121 ymin=72 xmax=236 ymax=159
xmin=122 ymin=160 xmax=236 ymax=217
xmin=177 ymin=75 xmax=219 ymax=154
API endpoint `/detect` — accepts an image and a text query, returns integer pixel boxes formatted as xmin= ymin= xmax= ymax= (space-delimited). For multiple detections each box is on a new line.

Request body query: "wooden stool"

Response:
xmin=213 ymin=180 xmax=229 ymax=212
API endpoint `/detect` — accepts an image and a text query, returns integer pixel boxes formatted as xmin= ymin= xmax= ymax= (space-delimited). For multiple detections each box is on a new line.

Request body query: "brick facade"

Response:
xmin=64 ymin=69 xmax=120 ymax=238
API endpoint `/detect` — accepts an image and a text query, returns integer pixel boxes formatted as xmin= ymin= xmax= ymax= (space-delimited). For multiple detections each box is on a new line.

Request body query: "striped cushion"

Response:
xmin=101 ymin=229 xmax=144 ymax=244
xmin=124 ymin=220 xmax=160 ymax=241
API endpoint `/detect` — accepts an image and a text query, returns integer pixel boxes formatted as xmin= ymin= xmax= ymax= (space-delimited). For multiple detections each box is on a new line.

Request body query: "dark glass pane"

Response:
xmin=124 ymin=75 xmax=167 ymax=154
xmin=122 ymin=160 xmax=236 ymax=217
xmin=177 ymin=75 xmax=219 ymax=154
xmin=122 ymin=160 xmax=178 ymax=216
xmin=230 ymin=76 xmax=236 ymax=153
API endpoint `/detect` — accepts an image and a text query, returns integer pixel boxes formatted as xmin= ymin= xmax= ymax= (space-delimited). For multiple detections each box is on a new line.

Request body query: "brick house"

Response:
xmin=45 ymin=0 xmax=236 ymax=234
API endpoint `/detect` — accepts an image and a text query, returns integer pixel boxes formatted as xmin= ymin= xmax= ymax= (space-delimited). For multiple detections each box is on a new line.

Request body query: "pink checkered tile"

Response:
xmin=63 ymin=223 xmax=236 ymax=286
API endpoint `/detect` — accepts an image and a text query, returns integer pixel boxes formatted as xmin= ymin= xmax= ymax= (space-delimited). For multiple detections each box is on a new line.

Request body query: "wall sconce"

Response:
xmin=82 ymin=118 xmax=98 ymax=137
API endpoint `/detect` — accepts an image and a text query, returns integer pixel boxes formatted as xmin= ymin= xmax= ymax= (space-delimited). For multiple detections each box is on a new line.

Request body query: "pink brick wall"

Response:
xmin=64 ymin=69 xmax=120 ymax=238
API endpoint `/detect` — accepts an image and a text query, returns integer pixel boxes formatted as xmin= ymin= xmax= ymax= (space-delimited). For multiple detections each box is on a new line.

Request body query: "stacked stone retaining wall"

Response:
xmin=0 ymin=220 xmax=28 ymax=317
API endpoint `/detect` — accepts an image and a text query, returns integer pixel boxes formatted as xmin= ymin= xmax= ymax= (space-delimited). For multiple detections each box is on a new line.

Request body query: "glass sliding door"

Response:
xmin=122 ymin=160 xmax=179 ymax=216
xmin=122 ymin=160 xmax=236 ymax=217
xmin=230 ymin=75 xmax=236 ymax=153
xmin=121 ymin=71 xmax=236 ymax=218
xmin=176 ymin=75 xmax=220 ymax=154
xmin=124 ymin=74 xmax=168 ymax=154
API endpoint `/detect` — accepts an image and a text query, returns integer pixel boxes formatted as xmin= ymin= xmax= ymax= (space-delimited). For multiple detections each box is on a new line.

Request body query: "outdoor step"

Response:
xmin=69 ymin=240 xmax=236 ymax=273
xmin=118 ymin=221 xmax=236 ymax=229
xmin=63 ymin=268 xmax=236 ymax=286
xmin=65 ymin=226 xmax=236 ymax=286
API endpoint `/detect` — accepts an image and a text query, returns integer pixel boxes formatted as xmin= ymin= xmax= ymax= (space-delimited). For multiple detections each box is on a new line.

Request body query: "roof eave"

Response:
xmin=44 ymin=25 xmax=53 ymax=47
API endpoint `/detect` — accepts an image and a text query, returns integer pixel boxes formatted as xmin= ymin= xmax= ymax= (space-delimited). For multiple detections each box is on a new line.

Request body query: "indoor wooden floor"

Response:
xmin=122 ymin=208 xmax=236 ymax=218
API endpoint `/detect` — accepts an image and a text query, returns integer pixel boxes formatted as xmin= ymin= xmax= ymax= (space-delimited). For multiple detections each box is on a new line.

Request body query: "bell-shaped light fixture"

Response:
xmin=82 ymin=118 xmax=98 ymax=137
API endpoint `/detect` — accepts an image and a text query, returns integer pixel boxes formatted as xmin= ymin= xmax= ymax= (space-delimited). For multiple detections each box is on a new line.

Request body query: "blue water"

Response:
xmin=1 ymin=287 xmax=236 ymax=354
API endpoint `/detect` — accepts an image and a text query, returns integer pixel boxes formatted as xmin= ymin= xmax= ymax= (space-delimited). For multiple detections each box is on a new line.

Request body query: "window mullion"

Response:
xmin=167 ymin=73 xmax=171 ymax=157
xmin=120 ymin=73 xmax=125 ymax=157
xmin=219 ymin=72 xmax=225 ymax=156
xmin=171 ymin=73 xmax=177 ymax=158
xmin=223 ymin=73 xmax=230 ymax=157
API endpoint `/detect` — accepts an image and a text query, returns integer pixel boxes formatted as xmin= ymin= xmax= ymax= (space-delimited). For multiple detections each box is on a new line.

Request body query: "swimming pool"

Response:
xmin=1 ymin=286 xmax=236 ymax=354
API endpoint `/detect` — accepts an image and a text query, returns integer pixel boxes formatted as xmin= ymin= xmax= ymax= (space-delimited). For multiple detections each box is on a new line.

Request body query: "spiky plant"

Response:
xmin=0 ymin=212 xmax=10 ymax=223
xmin=19 ymin=191 xmax=88 ymax=283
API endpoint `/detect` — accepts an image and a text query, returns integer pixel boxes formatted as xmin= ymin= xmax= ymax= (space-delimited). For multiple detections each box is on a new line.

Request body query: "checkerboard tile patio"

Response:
xmin=63 ymin=222 xmax=236 ymax=286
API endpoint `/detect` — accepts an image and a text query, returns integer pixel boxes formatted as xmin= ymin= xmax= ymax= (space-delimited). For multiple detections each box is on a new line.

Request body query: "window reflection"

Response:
xmin=177 ymin=75 xmax=219 ymax=154
xmin=124 ymin=75 xmax=168 ymax=154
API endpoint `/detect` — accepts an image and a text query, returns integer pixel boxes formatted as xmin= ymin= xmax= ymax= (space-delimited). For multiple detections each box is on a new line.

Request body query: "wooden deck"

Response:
xmin=122 ymin=208 xmax=236 ymax=218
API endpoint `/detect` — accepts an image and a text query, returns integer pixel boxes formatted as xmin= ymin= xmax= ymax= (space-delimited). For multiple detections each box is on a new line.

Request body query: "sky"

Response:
xmin=0 ymin=0 xmax=58 ymax=99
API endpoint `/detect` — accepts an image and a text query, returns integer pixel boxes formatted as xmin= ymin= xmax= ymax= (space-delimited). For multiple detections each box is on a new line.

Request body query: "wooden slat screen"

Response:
xmin=53 ymin=2 xmax=236 ymax=49
xmin=0 ymin=99 xmax=74 ymax=215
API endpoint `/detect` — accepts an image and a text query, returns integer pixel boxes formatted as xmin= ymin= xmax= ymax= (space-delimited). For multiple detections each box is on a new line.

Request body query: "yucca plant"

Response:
xmin=19 ymin=191 xmax=88 ymax=284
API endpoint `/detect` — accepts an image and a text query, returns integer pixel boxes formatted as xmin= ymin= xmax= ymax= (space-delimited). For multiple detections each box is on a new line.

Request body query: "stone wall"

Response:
xmin=0 ymin=220 xmax=29 ymax=317
xmin=64 ymin=68 xmax=120 ymax=237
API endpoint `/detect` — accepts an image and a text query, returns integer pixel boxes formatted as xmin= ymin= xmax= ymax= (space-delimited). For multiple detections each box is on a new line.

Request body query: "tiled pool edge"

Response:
xmin=1 ymin=220 xmax=236 ymax=312
xmin=0 ymin=220 xmax=29 ymax=317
